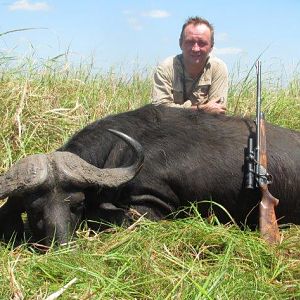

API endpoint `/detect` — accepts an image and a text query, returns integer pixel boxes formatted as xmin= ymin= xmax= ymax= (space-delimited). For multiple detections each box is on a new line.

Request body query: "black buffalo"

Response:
xmin=0 ymin=104 xmax=299 ymax=245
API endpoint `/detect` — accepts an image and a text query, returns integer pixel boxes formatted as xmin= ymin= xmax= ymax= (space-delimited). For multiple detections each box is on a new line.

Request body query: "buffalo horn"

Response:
xmin=0 ymin=154 xmax=50 ymax=199
xmin=52 ymin=129 xmax=144 ymax=188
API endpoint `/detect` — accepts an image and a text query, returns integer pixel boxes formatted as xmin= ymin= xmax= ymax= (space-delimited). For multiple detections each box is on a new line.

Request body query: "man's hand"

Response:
xmin=192 ymin=98 xmax=226 ymax=114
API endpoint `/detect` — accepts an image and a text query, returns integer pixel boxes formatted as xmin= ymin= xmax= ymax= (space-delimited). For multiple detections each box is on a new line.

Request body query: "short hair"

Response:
xmin=179 ymin=16 xmax=214 ymax=47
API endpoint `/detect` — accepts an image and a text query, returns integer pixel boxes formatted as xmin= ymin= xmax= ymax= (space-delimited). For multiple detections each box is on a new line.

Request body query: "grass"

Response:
xmin=1 ymin=218 xmax=300 ymax=299
xmin=0 ymin=54 xmax=299 ymax=299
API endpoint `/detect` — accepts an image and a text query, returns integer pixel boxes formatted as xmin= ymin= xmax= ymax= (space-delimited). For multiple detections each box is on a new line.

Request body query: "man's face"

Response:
xmin=180 ymin=23 xmax=212 ymax=66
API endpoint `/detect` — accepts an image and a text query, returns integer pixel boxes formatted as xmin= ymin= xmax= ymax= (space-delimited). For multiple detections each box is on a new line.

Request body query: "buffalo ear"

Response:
xmin=86 ymin=203 xmax=129 ymax=231
xmin=98 ymin=203 xmax=127 ymax=225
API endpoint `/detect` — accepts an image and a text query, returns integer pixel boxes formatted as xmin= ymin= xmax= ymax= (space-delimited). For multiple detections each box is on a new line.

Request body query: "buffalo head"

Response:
xmin=0 ymin=129 xmax=144 ymax=245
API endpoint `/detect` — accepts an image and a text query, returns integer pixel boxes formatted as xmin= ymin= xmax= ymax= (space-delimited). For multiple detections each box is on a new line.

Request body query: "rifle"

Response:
xmin=245 ymin=61 xmax=281 ymax=244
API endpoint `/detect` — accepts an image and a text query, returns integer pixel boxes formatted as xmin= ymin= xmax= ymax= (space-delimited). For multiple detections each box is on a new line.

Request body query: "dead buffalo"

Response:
xmin=0 ymin=104 xmax=299 ymax=245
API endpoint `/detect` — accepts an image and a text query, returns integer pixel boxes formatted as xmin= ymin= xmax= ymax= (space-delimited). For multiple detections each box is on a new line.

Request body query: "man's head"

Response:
xmin=179 ymin=17 xmax=214 ymax=69
xmin=179 ymin=16 xmax=214 ymax=47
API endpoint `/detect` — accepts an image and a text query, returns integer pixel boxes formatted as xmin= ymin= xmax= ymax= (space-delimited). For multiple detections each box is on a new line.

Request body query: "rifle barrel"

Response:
xmin=255 ymin=61 xmax=262 ymax=185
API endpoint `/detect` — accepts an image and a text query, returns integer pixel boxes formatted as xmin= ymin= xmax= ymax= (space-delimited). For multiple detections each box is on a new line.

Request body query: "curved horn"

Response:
xmin=52 ymin=129 xmax=144 ymax=188
xmin=0 ymin=154 xmax=51 ymax=199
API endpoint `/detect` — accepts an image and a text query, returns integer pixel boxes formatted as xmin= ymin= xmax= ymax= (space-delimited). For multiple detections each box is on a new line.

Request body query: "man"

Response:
xmin=152 ymin=16 xmax=228 ymax=114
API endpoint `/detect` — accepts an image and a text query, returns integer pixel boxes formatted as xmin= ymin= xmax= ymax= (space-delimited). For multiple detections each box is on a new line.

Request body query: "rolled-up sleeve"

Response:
xmin=152 ymin=64 xmax=174 ymax=106
xmin=152 ymin=58 xmax=192 ymax=108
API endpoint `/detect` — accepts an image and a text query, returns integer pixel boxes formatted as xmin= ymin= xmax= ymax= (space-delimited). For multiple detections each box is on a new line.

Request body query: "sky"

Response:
xmin=0 ymin=0 xmax=300 ymax=81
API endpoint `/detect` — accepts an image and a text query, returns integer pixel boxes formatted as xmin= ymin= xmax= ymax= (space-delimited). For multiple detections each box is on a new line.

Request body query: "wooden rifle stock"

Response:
xmin=258 ymin=114 xmax=281 ymax=244
xmin=245 ymin=61 xmax=281 ymax=244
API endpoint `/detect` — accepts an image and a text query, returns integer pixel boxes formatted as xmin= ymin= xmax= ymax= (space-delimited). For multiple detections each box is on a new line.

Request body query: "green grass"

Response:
xmin=1 ymin=219 xmax=300 ymax=299
xmin=0 ymin=55 xmax=299 ymax=299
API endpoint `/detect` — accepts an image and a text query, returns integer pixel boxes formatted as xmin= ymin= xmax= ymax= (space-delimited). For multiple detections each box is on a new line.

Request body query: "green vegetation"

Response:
xmin=0 ymin=55 xmax=299 ymax=299
xmin=1 ymin=219 xmax=300 ymax=299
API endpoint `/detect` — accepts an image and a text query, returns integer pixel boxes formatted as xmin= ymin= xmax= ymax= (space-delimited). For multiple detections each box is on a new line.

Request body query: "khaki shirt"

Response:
xmin=152 ymin=54 xmax=228 ymax=108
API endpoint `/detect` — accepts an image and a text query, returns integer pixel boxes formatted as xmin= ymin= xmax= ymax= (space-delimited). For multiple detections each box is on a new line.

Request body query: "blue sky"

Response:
xmin=0 ymin=0 xmax=300 ymax=80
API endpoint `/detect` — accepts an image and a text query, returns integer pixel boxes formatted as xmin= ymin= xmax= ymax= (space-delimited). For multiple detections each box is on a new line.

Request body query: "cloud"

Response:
xmin=215 ymin=32 xmax=229 ymax=42
xmin=122 ymin=9 xmax=170 ymax=31
xmin=8 ymin=0 xmax=50 ymax=11
xmin=127 ymin=17 xmax=143 ymax=31
xmin=141 ymin=10 xmax=170 ymax=18
xmin=122 ymin=10 xmax=142 ymax=31
xmin=213 ymin=47 xmax=244 ymax=55
xmin=122 ymin=9 xmax=132 ymax=15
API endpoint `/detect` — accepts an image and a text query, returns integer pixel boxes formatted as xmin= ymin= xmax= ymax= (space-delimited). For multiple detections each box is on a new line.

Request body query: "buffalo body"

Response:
xmin=0 ymin=104 xmax=299 ymax=244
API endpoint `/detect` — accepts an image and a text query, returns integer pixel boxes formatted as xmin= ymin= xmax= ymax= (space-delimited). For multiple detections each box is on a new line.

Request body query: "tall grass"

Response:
xmin=0 ymin=55 xmax=152 ymax=169
xmin=228 ymin=63 xmax=300 ymax=129
xmin=0 ymin=54 xmax=299 ymax=299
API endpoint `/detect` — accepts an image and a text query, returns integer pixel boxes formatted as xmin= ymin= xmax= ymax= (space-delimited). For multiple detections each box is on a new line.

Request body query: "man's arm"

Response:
xmin=152 ymin=65 xmax=175 ymax=106
xmin=195 ymin=59 xmax=228 ymax=114
xmin=196 ymin=98 xmax=226 ymax=114
xmin=152 ymin=59 xmax=192 ymax=108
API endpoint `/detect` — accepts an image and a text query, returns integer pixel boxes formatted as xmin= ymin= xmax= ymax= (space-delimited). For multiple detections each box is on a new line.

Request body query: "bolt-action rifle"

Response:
xmin=245 ymin=61 xmax=281 ymax=244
